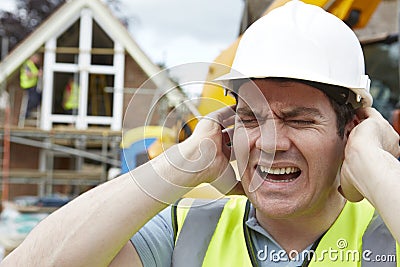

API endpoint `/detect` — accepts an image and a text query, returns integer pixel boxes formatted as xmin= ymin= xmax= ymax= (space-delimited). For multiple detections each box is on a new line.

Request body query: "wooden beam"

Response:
xmin=50 ymin=47 xmax=118 ymax=55
xmin=2 ymin=169 xmax=103 ymax=180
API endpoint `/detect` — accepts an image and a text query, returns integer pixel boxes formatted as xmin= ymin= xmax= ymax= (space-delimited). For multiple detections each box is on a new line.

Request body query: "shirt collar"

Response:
xmin=245 ymin=203 xmax=283 ymax=248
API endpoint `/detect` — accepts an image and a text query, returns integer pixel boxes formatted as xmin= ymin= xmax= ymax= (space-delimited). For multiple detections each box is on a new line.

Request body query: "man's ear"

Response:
xmin=344 ymin=114 xmax=360 ymax=140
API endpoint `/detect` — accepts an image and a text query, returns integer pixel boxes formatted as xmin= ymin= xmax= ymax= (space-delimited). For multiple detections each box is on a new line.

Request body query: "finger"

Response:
xmin=387 ymin=135 xmax=400 ymax=158
xmin=354 ymin=108 xmax=399 ymax=156
xmin=197 ymin=106 xmax=236 ymax=132
xmin=355 ymin=107 xmax=369 ymax=121
xmin=206 ymin=105 xmax=236 ymax=123
xmin=395 ymin=146 xmax=400 ymax=159
xmin=221 ymin=115 xmax=235 ymax=129
xmin=339 ymin=165 xmax=364 ymax=202
xmin=337 ymin=184 xmax=364 ymax=202
xmin=356 ymin=107 xmax=383 ymax=121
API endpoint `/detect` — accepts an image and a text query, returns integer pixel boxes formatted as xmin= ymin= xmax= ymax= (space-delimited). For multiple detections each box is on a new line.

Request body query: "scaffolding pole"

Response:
xmin=1 ymin=95 xmax=10 ymax=201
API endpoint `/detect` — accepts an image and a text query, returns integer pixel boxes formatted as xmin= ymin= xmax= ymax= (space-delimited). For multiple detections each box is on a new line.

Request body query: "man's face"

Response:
xmin=233 ymin=79 xmax=350 ymax=218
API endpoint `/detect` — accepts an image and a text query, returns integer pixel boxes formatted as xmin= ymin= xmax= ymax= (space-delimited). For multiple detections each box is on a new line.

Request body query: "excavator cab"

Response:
xmin=270 ymin=0 xmax=382 ymax=29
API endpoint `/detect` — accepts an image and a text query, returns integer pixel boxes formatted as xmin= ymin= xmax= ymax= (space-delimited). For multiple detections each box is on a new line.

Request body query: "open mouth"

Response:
xmin=257 ymin=165 xmax=301 ymax=183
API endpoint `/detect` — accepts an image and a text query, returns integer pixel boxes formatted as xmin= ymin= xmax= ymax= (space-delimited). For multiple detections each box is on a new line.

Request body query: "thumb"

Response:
xmin=339 ymin=167 xmax=364 ymax=202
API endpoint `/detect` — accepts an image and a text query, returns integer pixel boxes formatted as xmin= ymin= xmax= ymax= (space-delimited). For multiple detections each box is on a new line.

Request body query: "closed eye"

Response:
xmin=286 ymin=120 xmax=315 ymax=126
xmin=236 ymin=116 xmax=260 ymax=128
xmin=236 ymin=107 xmax=260 ymax=128
xmin=240 ymin=118 xmax=258 ymax=124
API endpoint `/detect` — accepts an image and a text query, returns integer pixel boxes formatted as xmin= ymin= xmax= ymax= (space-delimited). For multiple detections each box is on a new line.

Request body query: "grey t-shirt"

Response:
xmin=131 ymin=203 xmax=313 ymax=267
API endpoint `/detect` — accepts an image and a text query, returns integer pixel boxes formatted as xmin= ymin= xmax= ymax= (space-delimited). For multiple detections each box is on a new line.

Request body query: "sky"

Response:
xmin=0 ymin=0 xmax=244 ymax=95
xmin=115 ymin=0 xmax=244 ymax=96
xmin=0 ymin=0 xmax=244 ymax=67
xmin=0 ymin=0 xmax=14 ymax=12
xmin=114 ymin=0 xmax=244 ymax=97
xmin=117 ymin=0 xmax=244 ymax=67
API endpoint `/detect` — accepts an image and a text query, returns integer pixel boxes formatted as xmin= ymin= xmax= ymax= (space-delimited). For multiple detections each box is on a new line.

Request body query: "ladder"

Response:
xmin=18 ymin=91 xmax=40 ymax=128
xmin=18 ymin=78 xmax=42 ymax=128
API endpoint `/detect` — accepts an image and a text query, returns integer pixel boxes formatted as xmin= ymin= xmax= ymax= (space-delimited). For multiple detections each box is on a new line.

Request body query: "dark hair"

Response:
xmin=326 ymin=98 xmax=356 ymax=138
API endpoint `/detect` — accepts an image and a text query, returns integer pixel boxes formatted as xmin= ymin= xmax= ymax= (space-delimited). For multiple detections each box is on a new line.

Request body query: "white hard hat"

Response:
xmin=216 ymin=0 xmax=372 ymax=108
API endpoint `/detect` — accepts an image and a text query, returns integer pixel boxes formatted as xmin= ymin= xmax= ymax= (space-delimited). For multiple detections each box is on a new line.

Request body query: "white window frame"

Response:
xmin=41 ymin=8 xmax=124 ymax=131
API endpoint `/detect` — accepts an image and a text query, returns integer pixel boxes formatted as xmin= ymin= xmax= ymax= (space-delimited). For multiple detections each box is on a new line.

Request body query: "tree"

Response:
xmin=0 ymin=0 xmax=65 ymax=53
xmin=0 ymin=0 xmax=126 ymax=55
xmin=0 ymin=10 xmax=27 ymax=52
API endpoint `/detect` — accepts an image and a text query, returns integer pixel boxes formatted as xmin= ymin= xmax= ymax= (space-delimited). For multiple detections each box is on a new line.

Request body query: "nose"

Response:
xmin=255 ymin=119 xmax=291 ymax=153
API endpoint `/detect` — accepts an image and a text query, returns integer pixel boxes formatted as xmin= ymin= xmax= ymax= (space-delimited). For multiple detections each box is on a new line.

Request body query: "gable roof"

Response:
xmin=0 ymin=0 xmax=199 ymax=116
xmin=0 ymin=0 xmax=166 ymax=88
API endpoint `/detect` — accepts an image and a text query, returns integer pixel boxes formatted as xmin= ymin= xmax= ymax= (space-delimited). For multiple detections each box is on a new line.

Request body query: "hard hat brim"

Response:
xmin=213 ymin=72 xmax=373 ymax=108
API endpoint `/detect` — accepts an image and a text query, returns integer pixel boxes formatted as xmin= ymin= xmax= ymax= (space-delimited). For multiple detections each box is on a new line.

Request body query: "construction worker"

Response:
xmin=20 ymin=53 xmax=42 ymax=118
xmin=2 ymin=1 xmax=400 ymax=266
xmin=62 ymin=77 xmax=79 ymax=115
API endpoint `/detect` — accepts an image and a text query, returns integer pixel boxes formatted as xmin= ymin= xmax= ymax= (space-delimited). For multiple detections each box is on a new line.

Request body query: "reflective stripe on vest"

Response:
xmin=172 ymin=196 xmax=398 ymax=267
xmin=20 ymin=60 xmax=39 ymax=89
xmin=172 ymin=198 xmax=229 ymax=267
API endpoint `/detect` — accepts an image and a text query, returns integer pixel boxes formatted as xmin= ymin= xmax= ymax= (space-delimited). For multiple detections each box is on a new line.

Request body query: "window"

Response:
xmin=56 ymin=19 xmax=80 ymax=64
xmin=52 ymin=72 xmax=80 ymax=115
xmin=91 ymin=21 xmax=114 ymax=66
xmin=88 ymin=74 xmax=114 ymax=116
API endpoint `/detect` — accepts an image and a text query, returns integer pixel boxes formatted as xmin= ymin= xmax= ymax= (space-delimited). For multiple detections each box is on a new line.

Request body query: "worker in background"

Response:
xmin=2 ymin=1 xmax=400 ymax=266
xmin=19 ymin=53 xmax=42 ymax=118
xmin=62 ymin=77 xmax=79 ymax=115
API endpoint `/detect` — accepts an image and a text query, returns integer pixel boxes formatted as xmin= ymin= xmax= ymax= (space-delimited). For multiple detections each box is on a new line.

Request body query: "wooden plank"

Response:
xmin=0 ymin=125 xmax=121 ymax=138
xmin=29 ymin=125 xmax=120 ymax=135
xmin=54 ymin=47 xmax=116 ymax=55
xmin=2 ymin=169 xmax=103 ymax=180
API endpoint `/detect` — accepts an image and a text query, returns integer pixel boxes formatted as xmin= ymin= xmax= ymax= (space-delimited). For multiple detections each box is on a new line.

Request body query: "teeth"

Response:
xmin=266 ymin=178 xmax=297 ymax=183
xmin=259 ymin=166 xmax=300 ymax=174
xmin=260 ymin=166 xmax=268 ymax=172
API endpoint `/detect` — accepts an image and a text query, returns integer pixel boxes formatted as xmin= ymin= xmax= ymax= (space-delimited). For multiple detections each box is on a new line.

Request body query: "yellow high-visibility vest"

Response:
xmin=172 ymin=196 xmax=399 ymax=266
xmin=63 ymin=81 xmax=79 ymax=110
xmin=20 ymin=59 xmax=39 ymax=89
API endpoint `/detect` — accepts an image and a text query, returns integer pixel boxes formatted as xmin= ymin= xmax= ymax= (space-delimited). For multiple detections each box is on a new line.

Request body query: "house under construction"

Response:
xmin=0 ymin=0 xmax=194 ymax=200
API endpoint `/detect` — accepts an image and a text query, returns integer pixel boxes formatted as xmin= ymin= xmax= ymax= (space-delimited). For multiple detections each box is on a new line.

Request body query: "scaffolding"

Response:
xmin=0 ymin=126 xmax=121 ymax=198
xmin=0 ymin=91 xmax=10 ymax=202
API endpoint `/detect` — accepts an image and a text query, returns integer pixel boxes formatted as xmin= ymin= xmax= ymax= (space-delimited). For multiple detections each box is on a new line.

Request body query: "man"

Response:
xmin=20 ymin=53 xmax=42 ymax=118
xmin=2 ymin=1 xmax=400 ymax=266
xmin=62 ymin=77 xmax=79 ymax=115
